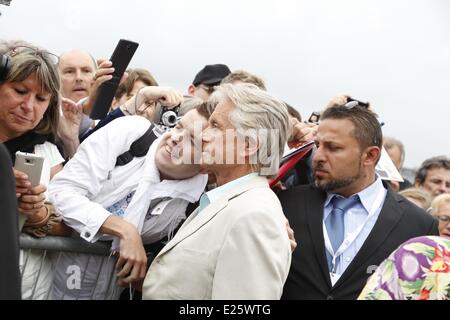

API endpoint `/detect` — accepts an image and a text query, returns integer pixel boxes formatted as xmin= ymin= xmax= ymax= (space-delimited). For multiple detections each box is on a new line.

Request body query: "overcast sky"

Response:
xmin=1 ymin=0 xmax=449 ymax=168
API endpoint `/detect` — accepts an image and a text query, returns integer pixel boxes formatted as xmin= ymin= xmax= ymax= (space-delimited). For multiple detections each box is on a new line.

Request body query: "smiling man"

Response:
xmin=278 ymin=104 xmax=439 ymax=300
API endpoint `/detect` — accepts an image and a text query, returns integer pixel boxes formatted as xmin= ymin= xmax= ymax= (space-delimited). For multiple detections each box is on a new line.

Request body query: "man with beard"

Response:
xmin=277 ymin=103 xmax=438 ymax=300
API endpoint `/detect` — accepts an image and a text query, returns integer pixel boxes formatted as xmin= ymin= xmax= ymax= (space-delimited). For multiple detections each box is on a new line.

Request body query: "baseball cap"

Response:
xmin=192 ymin=64 xmax=231 ymax=86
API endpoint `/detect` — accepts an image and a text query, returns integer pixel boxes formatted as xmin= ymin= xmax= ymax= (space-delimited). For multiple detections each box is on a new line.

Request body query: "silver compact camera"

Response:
xmin=158 ymin=105 xmax=180 ymax=128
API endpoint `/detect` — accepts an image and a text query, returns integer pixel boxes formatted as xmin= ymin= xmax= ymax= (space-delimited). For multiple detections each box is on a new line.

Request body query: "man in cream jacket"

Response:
xmin=143 ymin=83 xmax=292 ymax=299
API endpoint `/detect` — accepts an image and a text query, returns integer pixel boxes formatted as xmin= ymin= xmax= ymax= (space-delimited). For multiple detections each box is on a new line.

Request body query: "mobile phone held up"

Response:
xmin=90 ymin=39 xmax=139 ymax=120
xmin=14 ymin=151 xmax=44 ymax=187
xmin=14 ymin=151 xmax=44 ymax=230
xmin=308 ymin=111 xmax=320 ymax=123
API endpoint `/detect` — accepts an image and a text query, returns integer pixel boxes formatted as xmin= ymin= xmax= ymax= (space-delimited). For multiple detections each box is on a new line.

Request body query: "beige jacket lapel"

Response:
xmin=157 ymin=175 xmax=269 ymax=256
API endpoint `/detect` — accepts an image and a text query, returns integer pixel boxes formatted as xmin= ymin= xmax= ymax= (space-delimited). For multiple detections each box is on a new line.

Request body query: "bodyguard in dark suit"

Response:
xmin=278 ymin=104 xmax=439 ymax=300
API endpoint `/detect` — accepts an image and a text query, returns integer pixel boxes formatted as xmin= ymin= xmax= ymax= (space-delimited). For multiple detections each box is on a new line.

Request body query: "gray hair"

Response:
xmin=383 ymin=136 xmax=405 ymax=168
xmin=178 ymin=96 xmax=205 ymax=116
xmin=399 ymin=187 xmax=432 ymax=210
xmin=210 ymin=83 xmax=291 ymax=177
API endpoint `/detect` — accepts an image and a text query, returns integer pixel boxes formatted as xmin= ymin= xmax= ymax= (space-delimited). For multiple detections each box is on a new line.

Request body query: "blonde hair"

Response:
xmin=221 ymin=69 xmax=267 ymax=90
xmin=430 ymin=193 xmax=450 ymax=215
xmin=399 ymin=187 xmax=432 ymax=210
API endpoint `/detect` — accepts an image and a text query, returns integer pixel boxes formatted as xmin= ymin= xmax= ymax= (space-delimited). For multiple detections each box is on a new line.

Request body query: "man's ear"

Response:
xmin=187 ymin=84 xmax=196 ymax=96
xmin=362 ymin=146 xmax=381 ymax=166
xmin=238 ymin=135 xmax=259 ymax=160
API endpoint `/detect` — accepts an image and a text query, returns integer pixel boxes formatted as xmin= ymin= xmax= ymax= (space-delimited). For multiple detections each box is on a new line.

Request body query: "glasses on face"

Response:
xmin=198 ymin=84 xmax=215 ymax=95
xmin=8 ymin=46 xmax=59 ymax=65
xmin=436 ymin=215 xmax=450 ymax=224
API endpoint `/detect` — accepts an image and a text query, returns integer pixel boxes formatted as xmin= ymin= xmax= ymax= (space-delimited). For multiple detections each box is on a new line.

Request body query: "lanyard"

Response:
xmin=323 ymin=185 xmax=386 ymax=276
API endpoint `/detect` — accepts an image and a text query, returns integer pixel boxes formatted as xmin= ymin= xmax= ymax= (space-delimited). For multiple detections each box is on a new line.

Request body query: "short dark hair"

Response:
xmin=415 ymin=156 xmax=450 ymax=185
xmin=321 ymin=105 xmax=382 ymax=152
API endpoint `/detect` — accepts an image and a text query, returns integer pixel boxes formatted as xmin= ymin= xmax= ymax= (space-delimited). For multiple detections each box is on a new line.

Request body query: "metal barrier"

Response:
xmin=19 ymin=233 xmax=124 ymax=300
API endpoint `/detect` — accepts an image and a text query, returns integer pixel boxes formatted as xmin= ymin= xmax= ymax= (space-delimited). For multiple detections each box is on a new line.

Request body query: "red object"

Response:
xmin=269 ymin=143 xmax=315 ymax=188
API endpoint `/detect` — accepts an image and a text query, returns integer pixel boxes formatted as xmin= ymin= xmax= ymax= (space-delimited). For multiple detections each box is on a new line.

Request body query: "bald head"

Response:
xmin=58 ymin=49 xmax=97 ymax=102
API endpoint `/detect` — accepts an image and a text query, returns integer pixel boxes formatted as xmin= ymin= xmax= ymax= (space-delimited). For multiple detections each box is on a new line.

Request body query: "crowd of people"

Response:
xmin=0 ymin=39 xmax=449 ymax=300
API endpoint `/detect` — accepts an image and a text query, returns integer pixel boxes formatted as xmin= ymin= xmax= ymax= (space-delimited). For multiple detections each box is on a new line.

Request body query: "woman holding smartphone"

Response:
xmin=0 ymin=40 xmax=70 ymax=299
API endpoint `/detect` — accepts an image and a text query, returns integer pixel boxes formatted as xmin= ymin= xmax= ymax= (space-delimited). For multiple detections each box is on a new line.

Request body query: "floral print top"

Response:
xmin=358 ymin=236 xmax=450 ymax=300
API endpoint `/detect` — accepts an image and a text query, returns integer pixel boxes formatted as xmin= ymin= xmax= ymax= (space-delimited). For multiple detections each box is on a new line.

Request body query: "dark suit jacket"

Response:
xmin=278 ymin=182 xmax=439 ymax=300
xmin=0 ymin=143 xmax=21 ymax=299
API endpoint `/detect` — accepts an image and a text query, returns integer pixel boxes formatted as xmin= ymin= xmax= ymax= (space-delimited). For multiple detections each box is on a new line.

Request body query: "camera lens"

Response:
xmin=161 ymin=110 xmax=178 ymax=127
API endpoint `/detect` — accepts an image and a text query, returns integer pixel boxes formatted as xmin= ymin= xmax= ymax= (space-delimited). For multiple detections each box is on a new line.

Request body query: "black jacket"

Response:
xmin=277 ymin=182 xmax=439 ymax=300
xmin=0 ymin=143 xmax=21 ymax=299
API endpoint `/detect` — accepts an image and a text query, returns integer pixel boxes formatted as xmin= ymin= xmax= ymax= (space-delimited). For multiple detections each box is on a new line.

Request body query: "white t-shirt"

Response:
xmin=18 ymin=141 xmax=64 ymax=231
xmin=20 ymin=141 xmax=64 ymax=300
xmin=33 ymin=141 xmax=65 ymax=196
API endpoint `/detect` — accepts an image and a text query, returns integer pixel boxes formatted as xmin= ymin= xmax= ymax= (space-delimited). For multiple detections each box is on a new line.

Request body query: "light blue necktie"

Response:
xmin=198 ymin=193 xmax=210 ymax=213
xmin=325 ymin=195 xmax=359 ymax=271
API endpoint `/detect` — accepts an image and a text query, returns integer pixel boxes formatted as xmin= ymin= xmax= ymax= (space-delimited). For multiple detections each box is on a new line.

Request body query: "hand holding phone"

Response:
xmin=14 ymin=152 xmax=44 ymax=187
xmin=14 ymin=152 xmax=45 ymax=230
xmin=308 ymin=111 xmax=320 ymax=123
xmin=90 ymin=39 xmax=139 ymax=120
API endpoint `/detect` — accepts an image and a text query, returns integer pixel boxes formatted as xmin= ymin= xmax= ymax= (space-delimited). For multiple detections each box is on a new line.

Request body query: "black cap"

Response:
xmin=192 ymin=64 xmax=231 ymax=86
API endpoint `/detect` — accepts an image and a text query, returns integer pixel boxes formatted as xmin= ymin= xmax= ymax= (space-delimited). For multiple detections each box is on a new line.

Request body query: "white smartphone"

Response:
xmin=14 ymin=151 xmax=44 ymax=187
xmin=14 ymin=152 xmax=44 ymax=231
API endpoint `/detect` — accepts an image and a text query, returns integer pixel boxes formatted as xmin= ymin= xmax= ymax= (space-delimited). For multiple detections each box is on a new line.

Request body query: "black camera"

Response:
xmin=158 ymin=105 xmax=180 ymax=128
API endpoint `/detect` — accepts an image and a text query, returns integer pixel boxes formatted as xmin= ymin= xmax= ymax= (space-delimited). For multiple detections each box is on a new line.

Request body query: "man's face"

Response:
xmin=201 ymin=99 xmax=238 ymax=172
xmin=0 ymin=74 xmax=51 ymax=138
xmin=434 ymin=202 xmax=450 ymax=237
xmin=418 ymin=168 xmax=450 ymax=197
xmin=384 ymin=143 xmax=402 ymax=170
xmin=312 ymin=118 xmax=364 ymax=193
xmin=155 ymin=109 xmax=208 ymax=180
xmin=188 ymin=84 xmax=214 ymax=101
xmin=58 ymin=51 xmax=95 ymax=102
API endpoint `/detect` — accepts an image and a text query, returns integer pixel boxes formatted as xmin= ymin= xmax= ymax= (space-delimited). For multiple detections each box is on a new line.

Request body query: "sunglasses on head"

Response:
xmin=8 ymin=46 xmax=59 ymax=65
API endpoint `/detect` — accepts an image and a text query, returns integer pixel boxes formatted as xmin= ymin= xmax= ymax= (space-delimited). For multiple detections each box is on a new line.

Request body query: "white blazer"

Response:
xmin=142 ymin=175 xmax=292 ymax=300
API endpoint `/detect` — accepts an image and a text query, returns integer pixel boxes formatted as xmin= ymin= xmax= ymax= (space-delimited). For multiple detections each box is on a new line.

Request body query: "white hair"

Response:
xmin=210 ymin=83 xmax=291 ymax=177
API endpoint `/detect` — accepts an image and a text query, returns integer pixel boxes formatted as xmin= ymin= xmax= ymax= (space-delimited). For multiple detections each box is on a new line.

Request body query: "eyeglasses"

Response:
xmin=8 ymin=46 xmax=59 ymax=65
xmin=436 ymin=215 xmax=450 ymax=224
xmin=198 ymin=84 xmax=215 ymax=94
